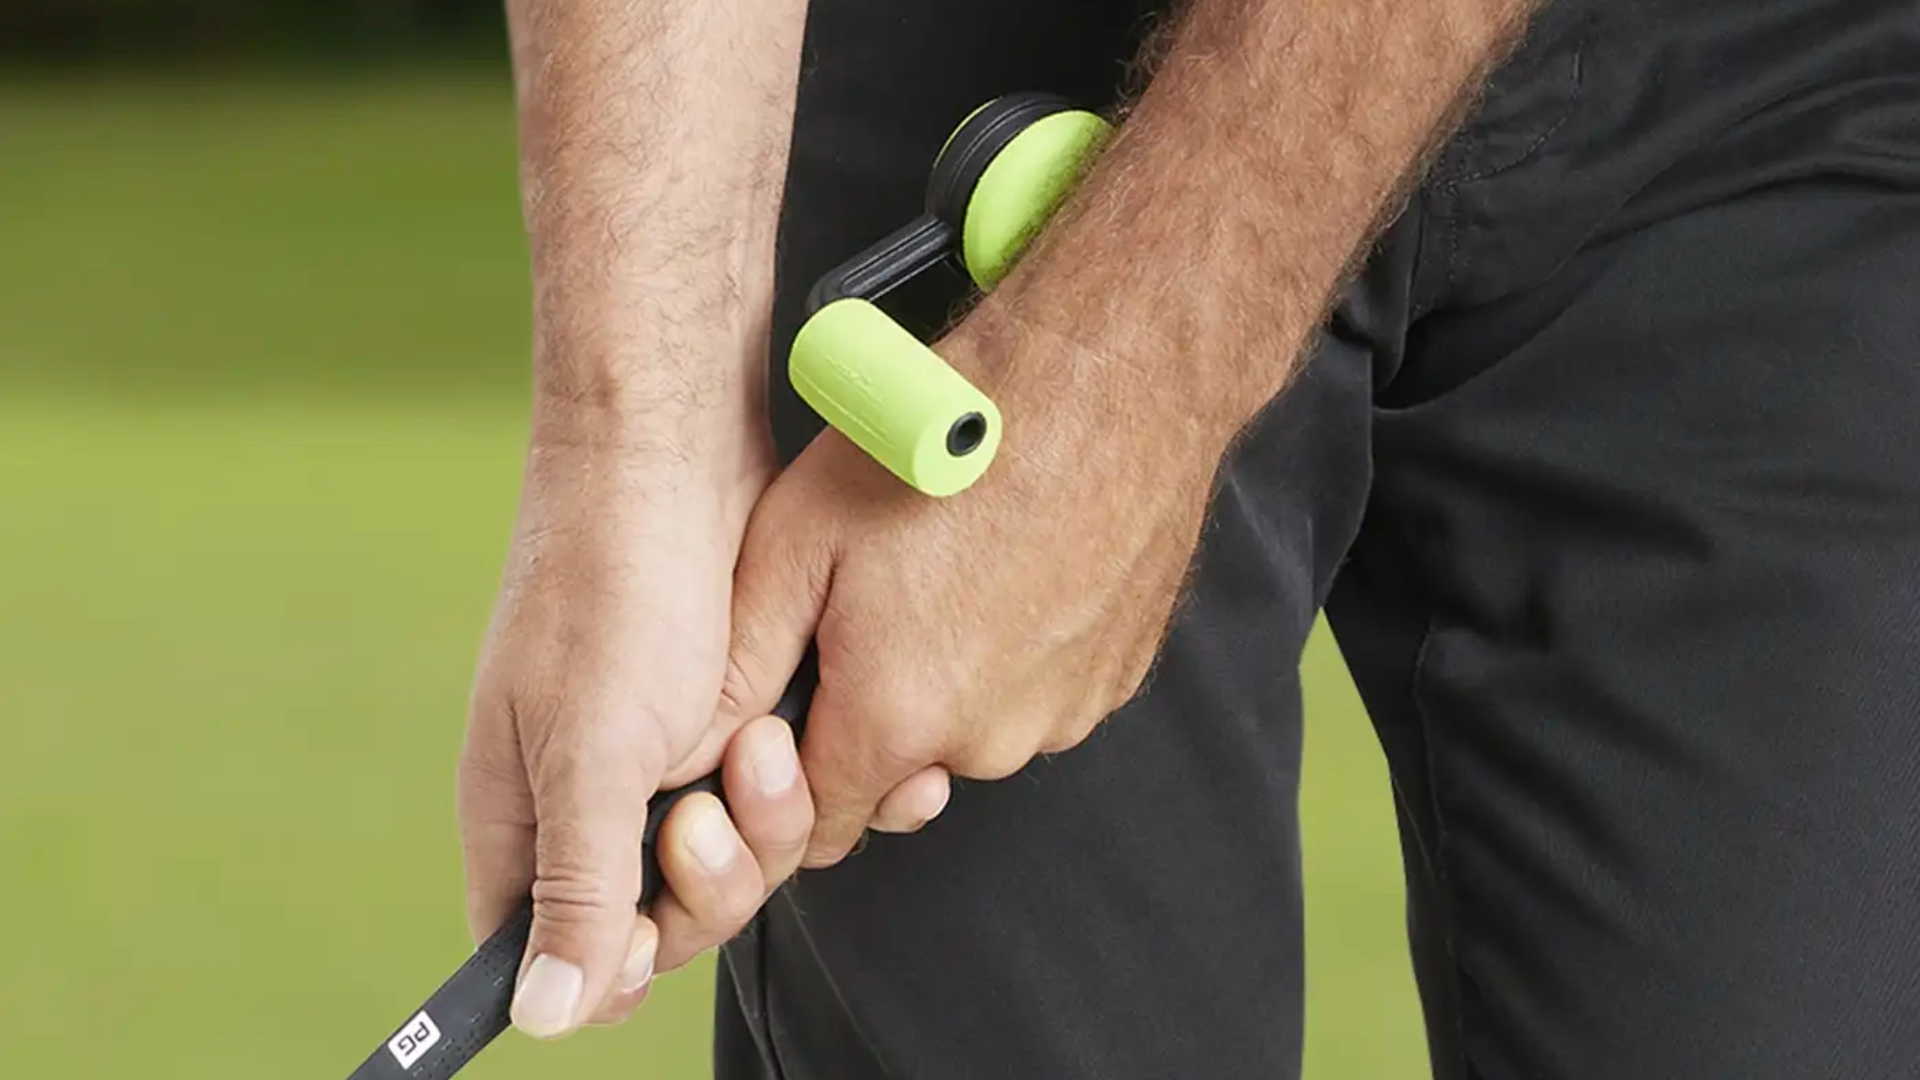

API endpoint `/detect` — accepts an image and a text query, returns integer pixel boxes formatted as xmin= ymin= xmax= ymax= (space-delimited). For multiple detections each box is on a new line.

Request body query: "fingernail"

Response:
xmin=751 ymin=727 xmax=798 ymax=795
xmin=921 ymin=782 xmax=952 ymax=825
xmin=619 ymin=934 xmax=657 ymax=994
xmin=512 ymin=954 xmax=584 ymax=1039
xmin=686 ymin=808 xmax=738 ymax=874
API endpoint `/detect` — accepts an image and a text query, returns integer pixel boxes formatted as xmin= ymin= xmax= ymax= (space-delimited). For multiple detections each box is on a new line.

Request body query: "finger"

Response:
xmin=719 ymin=479 xmax=835 ymax=726
xmin=798 ymin=679 xmax=931 ymax=868
xmin=511 ymin=720 xmax=665 ymax=1041
xmin=661 ymin=484 xmax=829 ymax=791
xmin=649 ymin=793 xmax=771 ymax=973
xmin=721 ymin=715 xmax=814 ymax=888
xmin=458 ymin=715 xmax=537 ymax=945
xmin=585 ymin=916 xmax=660 ymax=1027
xmin=870 ymin=766 xmax=952 ymax=834
xmin=650 ymin=717 xmax=811 ymax=975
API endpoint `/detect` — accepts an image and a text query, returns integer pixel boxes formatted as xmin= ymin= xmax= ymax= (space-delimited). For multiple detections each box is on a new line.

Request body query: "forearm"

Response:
xmin=987 ymin=0 xmax=1538 ymax=449
xmin=508 ymin=0 xmax=808 ymax=464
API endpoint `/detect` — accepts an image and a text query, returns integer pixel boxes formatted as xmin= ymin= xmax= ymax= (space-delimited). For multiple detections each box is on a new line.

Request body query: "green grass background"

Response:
xmin=0 ymin=74 xmax=1426 ymax=1078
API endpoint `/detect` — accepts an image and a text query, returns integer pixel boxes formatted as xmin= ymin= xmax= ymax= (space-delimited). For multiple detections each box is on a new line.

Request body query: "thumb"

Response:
xmin=512 ymin=713 xmax=666 ymax=1040
xmin=664 ymin=483 xmax=833 ymax=787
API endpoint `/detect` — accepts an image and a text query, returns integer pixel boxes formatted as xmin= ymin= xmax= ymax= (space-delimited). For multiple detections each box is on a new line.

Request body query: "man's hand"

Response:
xmin=465 ymin=0 xmax=810 ymax=1042
xmin=700 ymin=314 xmax=1228 ymax=864
xmin=673 ymin=0 xmax=1539 ymax=865
xmin=460 ymin=436 xmax=814 ymax=1037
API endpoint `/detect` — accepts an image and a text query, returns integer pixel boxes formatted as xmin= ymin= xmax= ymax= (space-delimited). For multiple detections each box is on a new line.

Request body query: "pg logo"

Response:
xmin=387 ymin=1011 xmax=443 ymax=1069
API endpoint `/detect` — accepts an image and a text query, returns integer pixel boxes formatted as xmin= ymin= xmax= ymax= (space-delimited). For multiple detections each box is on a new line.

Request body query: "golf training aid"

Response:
xmin=340 ymin=93 xmax=1107 ymax=1080
xmin=790 ymin=91 xmax=1110 ymax=495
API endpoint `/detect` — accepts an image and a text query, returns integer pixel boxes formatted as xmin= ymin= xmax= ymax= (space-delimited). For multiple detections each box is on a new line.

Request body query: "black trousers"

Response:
xmin=722 ymin=1 xmax=1920 ymax=1076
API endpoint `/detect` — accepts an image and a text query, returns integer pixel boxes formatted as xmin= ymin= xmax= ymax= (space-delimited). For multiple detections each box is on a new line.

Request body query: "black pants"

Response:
xmin=722 ymin=1 xmax=1920 ymax=1076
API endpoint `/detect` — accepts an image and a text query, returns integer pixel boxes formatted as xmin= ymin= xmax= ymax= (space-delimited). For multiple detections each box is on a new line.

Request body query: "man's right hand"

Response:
xmin=457 ymin=435 xmax=805 ymax=1040
xmin=483 ymin=0 xmax=813 ymax=1040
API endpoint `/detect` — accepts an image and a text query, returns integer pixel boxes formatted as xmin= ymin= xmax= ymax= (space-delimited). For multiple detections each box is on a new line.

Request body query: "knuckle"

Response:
xmin=875 ymin=720 xmax=942 ymax=775
xmin=1119 ymin=649 xmax=1161 ymax=702
xmin=530 ymin=868 xmax=622 ymax=929
xmin=752 ymin=802 xmax=815 ymax=858
xmin=803 ymin=830 xmax=865 ymax=870
xmin=1041 ymin=708 xmax=1105 ymax=755
xmin=814 ymin=684 xmax=943 ymax=782
xmin=871 ymin=803 xmax=925 ymax=834
xmin=865 ymin=688 xmax=947 ymax=766
xmin=804 ymin=801 xmax=869 ymax=853
xmin=467 ymin=658 xmax=518 ymax=717
xmin=756 ymin=845 xmax=802 ymax=894
xmin=458 ymin=739 xmax=523 ymax=789
xmin=535 ymin=821 xmax=633 ymax=907
xmin=713 ymin=875 xmax=766 ymax=930
xmin=681 ymin=876 xmax=763 ymax=941
xmin=951 ymin=732 xmax=1034 ymax=781
xmin=457 ymin=751 xmax=532 ymax=824
xmin=533 ymin=710 xmax=666 ymax=806
xmin=805 ymin=808 xmax=865 ymax=856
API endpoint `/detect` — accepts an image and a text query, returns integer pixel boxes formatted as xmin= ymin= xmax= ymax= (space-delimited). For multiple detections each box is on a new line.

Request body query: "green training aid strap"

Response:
xmin=961 ymin=109 xmax=1111 ymax=291
xmin=790 ymin=298 xmax=1004 ymax=498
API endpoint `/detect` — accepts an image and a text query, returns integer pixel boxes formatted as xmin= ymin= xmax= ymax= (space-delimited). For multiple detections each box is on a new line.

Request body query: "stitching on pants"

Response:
xmin=1395 ymin=511 xmax=1487 ymax=1080
xmin=1434 ymin=12 xmax=1593 ymax=309
xmin=1451 ymin=12 xmax=1592 ymax=187
xmin=754 ymin=920 xmax=796 ymax=1080
xmin=767 ymin=898 xmax=903 ymax=1080
xmin=1407 ymin=610 xmax=1476 ymax=1079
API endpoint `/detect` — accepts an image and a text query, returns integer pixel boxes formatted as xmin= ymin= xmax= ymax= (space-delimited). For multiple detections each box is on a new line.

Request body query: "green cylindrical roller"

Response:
xmin=962 ymin=109 xmax=1111 ymax=291
xmin=789 ymin=297 xmax=1002 ymax=498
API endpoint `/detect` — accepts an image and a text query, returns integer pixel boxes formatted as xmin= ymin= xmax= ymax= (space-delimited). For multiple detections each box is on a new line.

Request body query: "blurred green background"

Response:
xmin=0 ymin=4 xmax=1425 ymax=1077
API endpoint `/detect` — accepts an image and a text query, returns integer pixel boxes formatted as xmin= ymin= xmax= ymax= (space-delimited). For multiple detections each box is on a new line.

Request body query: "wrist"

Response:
xmin=527 ymin=378 xmax=775 ymax=534
xmin=946 ymin=293 xmax=1272 ymax=474
xmin=530 ymin=315 xmax=770 ymax=443
xmin=524 ymin=229 xmax=781 ymax=469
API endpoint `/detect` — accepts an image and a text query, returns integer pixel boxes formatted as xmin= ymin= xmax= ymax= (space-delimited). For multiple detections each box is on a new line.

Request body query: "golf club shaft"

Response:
xmin=344 ymin=655 xmax=817 ymax=1080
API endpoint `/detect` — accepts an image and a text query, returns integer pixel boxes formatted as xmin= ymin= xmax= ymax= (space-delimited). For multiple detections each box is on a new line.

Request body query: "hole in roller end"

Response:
xmin=946 ymin=413 xmax=988 ymax=457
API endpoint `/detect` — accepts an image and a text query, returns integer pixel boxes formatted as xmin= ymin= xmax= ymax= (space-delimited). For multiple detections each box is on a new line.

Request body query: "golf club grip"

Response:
xmin=345 ymin=903 xmax=530 ymax=1080
xmin=343 ymin=655 xmax=817 ymax=1080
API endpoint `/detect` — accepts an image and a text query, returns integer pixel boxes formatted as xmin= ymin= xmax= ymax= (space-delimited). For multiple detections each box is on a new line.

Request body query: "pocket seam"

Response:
xmin=1450 ymin=10 xmax=1595 ymax=189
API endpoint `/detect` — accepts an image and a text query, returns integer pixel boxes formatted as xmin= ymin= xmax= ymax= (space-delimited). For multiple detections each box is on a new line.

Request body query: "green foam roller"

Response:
xmin=790 ymin=298 xmax=1002 ymax=498
xmin=962 ymin=109 xmax=1111 ymax=291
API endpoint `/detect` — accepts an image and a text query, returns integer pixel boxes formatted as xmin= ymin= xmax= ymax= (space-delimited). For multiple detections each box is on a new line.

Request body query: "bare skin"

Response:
xmin=461 ymin=0 xmax=807 ymax=1037
xmin=461 ymin=0 xmax=1539 ymax=1043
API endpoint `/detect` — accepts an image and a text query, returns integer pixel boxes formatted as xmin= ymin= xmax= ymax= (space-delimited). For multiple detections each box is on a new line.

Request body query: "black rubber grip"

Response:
xmin=343 ymin=655 xmax=817 ymax=1080
xmin=345 ymin=903 xmax=530 ymax=1080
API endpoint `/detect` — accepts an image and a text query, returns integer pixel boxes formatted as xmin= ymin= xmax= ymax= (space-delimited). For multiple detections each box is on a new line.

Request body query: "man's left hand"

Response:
xmin=662 ymin=312 xmax=1231 ymax=867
